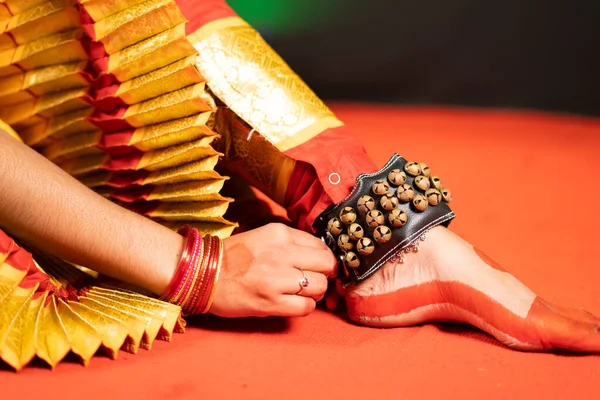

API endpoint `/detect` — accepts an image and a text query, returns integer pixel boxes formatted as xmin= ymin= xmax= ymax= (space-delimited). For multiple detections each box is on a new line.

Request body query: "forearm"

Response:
xmin=0 ymin=130 xmax=183 ymax=294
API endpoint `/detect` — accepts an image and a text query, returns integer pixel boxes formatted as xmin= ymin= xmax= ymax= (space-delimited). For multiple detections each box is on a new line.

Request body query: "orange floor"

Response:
xmin=2 ymin=104 xmax=599 ymax=399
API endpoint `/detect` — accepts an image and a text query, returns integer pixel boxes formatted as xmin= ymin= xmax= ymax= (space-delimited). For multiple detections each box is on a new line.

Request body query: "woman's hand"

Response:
xmin=209 ymin=223 xmax=338 ymax=318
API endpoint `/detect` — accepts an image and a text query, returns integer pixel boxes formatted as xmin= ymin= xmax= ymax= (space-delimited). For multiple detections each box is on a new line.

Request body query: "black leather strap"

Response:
xmin=315 ymin=154 xmax=455 ymax=284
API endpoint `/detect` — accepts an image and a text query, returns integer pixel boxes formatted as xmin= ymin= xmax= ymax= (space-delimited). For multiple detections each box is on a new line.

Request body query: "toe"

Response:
xmin=527 ymin=297 xmax=600 ymax=352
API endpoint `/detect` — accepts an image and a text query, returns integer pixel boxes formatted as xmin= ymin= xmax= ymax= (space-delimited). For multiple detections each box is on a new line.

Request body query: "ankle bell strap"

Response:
xmin=315 ymin=154 xmax=455 ymax=284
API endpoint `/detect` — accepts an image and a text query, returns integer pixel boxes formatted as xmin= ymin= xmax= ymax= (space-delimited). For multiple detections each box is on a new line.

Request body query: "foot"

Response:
xmin=338 ymin=226 xmax=600 ymax=352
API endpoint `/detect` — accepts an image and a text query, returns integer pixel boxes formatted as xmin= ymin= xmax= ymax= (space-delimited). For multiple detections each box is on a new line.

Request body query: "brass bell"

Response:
xmin=388 ymin=169 xmax=407 ymax=186
xmin=388 ymin=208 xmax=408 ymax=227
xmin=396 ymin=184 xmax=415 ymax=203
xmin=327 ymin=218 xmax=343 ymax=236
xmin=348 ymin=223 xmax=364 ymax=240
xmin=372 ymin=179 xmax=390 ymax=195
xmin=404 ymin=161 xmax=421 ymax=177
xmin=441 ymin=188 xmax=452 ymax=203
xmin=380 ymin=193 xmax=399 ymax=211
xmin=425 ymin=188 xmax=442 ymax=206
xmin=339 ymin=206 xmax=357 ymax=225
xmin=414 ymin=175 xmax=430 ymax=191
xmin=419 ymin=162 xmax=431 ymax=177
xmin=357 ymin=237 xmax=375 ymax=256
xmin=412 ymin=194 xmax=429 ymax=211
xmin=430 ymin=175 xmax=442 ymax=191
xmin=337 ymin=234 xmax=353 ymax=251
xmin=357 ymin=195 xmax=376 ymax=213
xmin=373 ymin=225 xmax=392 ymax=244
xmin=365 ymin=210 xmax=384 ymax=228
xmin=344 ymin=251 xmax=361 ymax=269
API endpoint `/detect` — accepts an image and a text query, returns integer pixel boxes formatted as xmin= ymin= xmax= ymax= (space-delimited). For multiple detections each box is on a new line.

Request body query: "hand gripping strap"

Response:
xmin=315 ymin=154 xmax=455 ymax=284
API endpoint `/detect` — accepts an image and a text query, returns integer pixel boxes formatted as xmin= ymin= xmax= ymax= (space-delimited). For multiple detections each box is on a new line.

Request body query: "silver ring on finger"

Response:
xmin=295 ymin=268 xmax=310 ymax=295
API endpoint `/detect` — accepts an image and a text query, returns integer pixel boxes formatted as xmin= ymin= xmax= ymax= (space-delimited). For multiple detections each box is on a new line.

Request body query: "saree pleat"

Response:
xmin=0 ymin=0 xmax=239 ymax=369
xmin=0 ymin=230 xmax=186 ymax=370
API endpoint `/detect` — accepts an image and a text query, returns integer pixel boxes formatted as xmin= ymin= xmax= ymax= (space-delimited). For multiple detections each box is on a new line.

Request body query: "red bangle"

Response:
xmin=177 ymin=230 xmax=204 ymax=309
xmin=185 ymin=235 xmax=213 ymax=314
xmin=161 ymin=226 xmax=224 ymax=316
xmin=160 ymin=226 xmax=199 ymax=302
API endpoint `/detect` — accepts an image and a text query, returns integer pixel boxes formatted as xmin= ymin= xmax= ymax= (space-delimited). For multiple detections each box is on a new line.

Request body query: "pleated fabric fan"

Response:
xmin=0 ymin=0 xmax=239 ymax=369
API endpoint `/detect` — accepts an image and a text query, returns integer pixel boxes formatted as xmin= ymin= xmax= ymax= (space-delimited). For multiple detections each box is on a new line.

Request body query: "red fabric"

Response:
xmin=0 ymin=230 xmax=65 ymax=297
xmin=99 ymin=129 xmax=137 ymax=155
xmin=286 ymin=125 xmax=377 ymax=203
xmin=91 ymin=85 xmax=126 ymax=111
xmin=284 ymin=161 xmax=332 ymax=232
xmin=108 ymin=185 xmax=154 ymax=203
xmin=2 ymin=105 xmax=599 ymax=398
xmin=101 ymin=151 xmax=144 ymax=171
xmin=175 ymin=0 xmax=237 ymax=35
xmin=89 ymin=107 xmax=130 ymax=133
xmin=284 ymin=126 xmax=378 ymax=232
xmin=105 ymin=171 xmax=150 ymax=187
xmin=221 ymin=175 xmax=290 ymax=233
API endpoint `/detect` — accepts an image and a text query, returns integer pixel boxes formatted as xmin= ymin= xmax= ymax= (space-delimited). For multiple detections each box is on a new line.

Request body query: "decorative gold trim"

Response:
xmin=187 ymin=16 xmax=247 ymax=43
xmin=189 ymin=17 xmax=343 ymax=152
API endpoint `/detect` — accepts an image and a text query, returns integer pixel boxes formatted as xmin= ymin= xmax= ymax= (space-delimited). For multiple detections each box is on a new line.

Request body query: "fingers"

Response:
xmin=285 ymin=246 xmax=338 ymax=276
xmin=263 ymin=222 xmax=329 ymax=250
xmin=270 ymin=295 xmax=316 ymax=317
xmin=281 ymin=269 xmax=328 ymax=301
xmin=287 ymin=227 xmax=330 ymax=250
xmin=260 ymin=223 xmax=337 ymax=276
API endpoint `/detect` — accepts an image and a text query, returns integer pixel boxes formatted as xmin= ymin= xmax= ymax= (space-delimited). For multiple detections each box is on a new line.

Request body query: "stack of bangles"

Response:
xmin=159 ymin=226 xmax=223 ymax=315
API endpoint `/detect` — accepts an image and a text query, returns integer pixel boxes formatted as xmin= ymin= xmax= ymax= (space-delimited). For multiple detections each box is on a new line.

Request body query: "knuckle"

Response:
xmin=266 ymin=222 xmax=289 ymax=238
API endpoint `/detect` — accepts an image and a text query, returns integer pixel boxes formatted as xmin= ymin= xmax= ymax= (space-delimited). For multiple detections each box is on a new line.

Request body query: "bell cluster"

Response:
xmin=326 ymin=161 xmax=452 ymax=271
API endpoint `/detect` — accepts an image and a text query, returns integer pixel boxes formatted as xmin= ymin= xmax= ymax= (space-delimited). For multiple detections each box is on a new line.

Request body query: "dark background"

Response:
xmin=229 ymin=0 xmax=600 ymax=116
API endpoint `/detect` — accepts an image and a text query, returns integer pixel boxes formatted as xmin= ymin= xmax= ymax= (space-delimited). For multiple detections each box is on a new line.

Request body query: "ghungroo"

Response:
xmin=315 ymin=154 xmax=455 ymax=284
